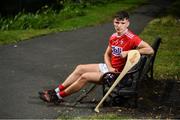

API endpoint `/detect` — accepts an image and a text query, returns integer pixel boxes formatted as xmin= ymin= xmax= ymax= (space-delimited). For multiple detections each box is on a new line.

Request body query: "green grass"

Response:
xmin=54 ymin=0 xmax=146 ymax=29
xmin=139 ymin=16 xmax=180 ymax=80
xmin=0 ymin=29 xmax=55 ymax=45
xmin=57 ymin=113 xmax=129 ymax=120
xmin=139 ymin=0 xmax=180 ymax=80
xmin=0 ymin=0 xmax=146 ymax=45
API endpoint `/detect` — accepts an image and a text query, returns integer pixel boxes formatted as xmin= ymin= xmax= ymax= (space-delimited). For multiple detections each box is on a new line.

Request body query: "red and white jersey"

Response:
xmin=109 ymin=29 xmax=142 ymax=72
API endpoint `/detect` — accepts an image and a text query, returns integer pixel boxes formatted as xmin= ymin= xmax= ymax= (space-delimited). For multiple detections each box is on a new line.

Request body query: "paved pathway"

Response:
xmin=0 ymin=0 xmax=171 ymax=118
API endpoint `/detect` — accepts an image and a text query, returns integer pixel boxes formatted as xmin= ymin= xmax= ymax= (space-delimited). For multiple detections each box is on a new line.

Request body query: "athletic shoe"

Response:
xmin=38 ymin=89 xmax=56 ymax=96
xmin=39 ymin=90 xmax=63 ymax=105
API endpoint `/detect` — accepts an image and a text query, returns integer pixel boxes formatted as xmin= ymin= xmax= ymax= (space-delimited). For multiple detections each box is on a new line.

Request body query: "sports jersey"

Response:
xmin=109 ymin=29 xmax=142 ymax=72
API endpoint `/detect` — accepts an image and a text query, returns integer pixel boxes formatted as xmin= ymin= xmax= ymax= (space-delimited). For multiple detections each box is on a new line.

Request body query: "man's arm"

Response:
xmin=104 ymin=46 xmax=116 ymax=72
xmin=137 ymin=41 xmax=154 ymax=55
xmin=121 ymin=41 xmax=154 ymax=58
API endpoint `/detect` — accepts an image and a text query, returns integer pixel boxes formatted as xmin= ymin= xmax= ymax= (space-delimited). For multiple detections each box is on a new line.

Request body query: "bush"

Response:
xmin=0 ymin=0 xmax=100 ymax=30
xmin=0 ymin=6 xmax=57 ymax=30
xmin=59 ymin=3 xmax=85 ymax=19
xmin=0 ymin=0 xmax=143 ymax=30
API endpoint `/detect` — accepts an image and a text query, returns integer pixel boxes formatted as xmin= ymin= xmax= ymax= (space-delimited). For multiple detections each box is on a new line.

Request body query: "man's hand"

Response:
xmin=108 ymin=67 xmax=117 ymax=72
xmin=121 ymin=51 xmax=129 ymax=58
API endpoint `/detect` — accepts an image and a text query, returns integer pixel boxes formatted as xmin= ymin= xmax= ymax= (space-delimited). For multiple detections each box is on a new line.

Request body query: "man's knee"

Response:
xmin=78 ymin=73 xmax=89 ymax=83
xmin=75 ymin=64 xmax=85 ymax=74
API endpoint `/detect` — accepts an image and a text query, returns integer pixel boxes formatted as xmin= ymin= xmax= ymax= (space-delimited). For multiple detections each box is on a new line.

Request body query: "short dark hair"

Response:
xmin=114 ymin=11 xmax=129 ymax=20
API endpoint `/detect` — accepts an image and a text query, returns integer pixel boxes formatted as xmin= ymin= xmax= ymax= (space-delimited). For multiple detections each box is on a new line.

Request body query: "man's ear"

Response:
xmin=126 ymin=20 xmax=130 ymax=27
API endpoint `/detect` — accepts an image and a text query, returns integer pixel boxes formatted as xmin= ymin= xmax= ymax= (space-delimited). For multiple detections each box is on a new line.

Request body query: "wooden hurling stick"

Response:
xmin=94 ymin=50 xmax=140 ymax=113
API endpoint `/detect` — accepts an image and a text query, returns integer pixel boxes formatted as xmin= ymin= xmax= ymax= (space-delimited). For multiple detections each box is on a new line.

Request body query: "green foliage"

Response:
xmin=139 ymin=0 xmax=180 ymax=79
xmin=0 ymin=0 xmax=147 ymax=45
xmin=0 ymin=6 xmax=57 ymax=30
xmin=0 ymin=0 xmax=114 ymax=30
xmin=61 ymin=0 xmax=116 ymax=5
xmin=0 ymin=0 xmax=146 ymax=31
xmin=59 ymin=3 xmax=85 ymax=19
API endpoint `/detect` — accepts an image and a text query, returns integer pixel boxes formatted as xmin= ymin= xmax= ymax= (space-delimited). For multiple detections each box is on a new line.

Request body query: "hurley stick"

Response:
xmin=94 ymin=50 xmax=140 ymax=113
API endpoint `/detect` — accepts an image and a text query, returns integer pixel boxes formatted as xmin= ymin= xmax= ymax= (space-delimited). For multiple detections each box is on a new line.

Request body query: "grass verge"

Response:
xmin=139 ymin=16 xmax=180 ymax=80
xmin=0 ymin=29 xmax=55 ymax=45
xmin=140 ymin=0 xmax=180 ymax=80
xmin=57 ymin=113 xmax=129 ymax=120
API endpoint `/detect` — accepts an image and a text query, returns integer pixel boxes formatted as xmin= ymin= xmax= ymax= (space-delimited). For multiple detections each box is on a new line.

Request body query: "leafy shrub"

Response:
xmin=0 ymin=0 xmax=128 ymax=30
xmin=59 ymin=3 xmax=85 ymax=19
xmin=0 ymin=2 xmax=86 ymax=30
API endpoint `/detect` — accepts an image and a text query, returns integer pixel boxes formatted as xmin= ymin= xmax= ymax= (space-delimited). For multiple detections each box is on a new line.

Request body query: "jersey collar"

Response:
xmin=116 ymin=29 xmax=128 ymax=38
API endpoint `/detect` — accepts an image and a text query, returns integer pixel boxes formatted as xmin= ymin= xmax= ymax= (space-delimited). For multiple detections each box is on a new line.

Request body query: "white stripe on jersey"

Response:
xmin=125 ymin=31 xmax=134 ymax=39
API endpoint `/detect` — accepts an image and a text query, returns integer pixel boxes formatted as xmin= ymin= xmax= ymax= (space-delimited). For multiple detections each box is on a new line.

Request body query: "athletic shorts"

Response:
xmin=99 ymin=63 xmax=109 ymax=73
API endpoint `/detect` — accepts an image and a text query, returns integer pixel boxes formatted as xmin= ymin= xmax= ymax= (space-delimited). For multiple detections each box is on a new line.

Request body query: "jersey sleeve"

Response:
xmin=109 ymin=34 xmax=116 ymax=47
xmin=108 ymin=37 xmax=112 ymax=47
xmin=133 ymin=35 xmax=142 ymax=48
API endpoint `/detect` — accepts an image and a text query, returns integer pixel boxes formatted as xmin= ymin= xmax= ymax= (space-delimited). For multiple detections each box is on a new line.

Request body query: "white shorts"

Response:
xmin=99 ymin=63 xmax=109 ymax=73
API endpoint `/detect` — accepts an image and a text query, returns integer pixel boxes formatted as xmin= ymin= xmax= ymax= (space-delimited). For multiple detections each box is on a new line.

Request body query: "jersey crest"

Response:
xmin=112 ymin=46 xmax=122 ymax=56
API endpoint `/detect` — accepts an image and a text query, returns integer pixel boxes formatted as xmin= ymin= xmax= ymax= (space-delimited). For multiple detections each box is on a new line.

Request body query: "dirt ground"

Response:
xmin=136 ymin=78 xmax=180 ymax=119
xmin=112 ymin=78 xmax=180 ymax=119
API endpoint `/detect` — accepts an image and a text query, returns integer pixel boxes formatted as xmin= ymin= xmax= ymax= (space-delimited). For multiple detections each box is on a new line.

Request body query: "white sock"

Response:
xmin=55 ymin=87 xmax=59 ymax=93
xmin=56 ymin=93 xmax=62 ymax=99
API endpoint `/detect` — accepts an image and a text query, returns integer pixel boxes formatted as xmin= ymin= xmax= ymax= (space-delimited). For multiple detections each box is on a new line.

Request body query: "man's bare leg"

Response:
xmin=39 ymin=64 xmax=102 ymax=102
xmin=62 ymin=64 xmax=101 ymax=88
xmin=64 ymin=72 xmax=102 ymax=95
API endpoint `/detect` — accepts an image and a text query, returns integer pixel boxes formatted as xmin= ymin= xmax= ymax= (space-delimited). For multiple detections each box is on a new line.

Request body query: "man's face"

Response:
xmin=113 ymin=18 xmax=129 ymax=35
